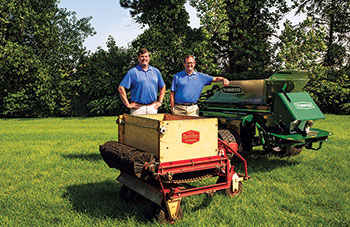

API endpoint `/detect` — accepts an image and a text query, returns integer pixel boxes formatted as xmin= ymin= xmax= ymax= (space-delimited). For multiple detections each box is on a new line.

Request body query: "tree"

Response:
xmin=294 ymin=0 xmax=350 ymax=67
xmin=0 ymin=0 xmax=95 ymax=117
xmin=275 ymin=18 xmax=327 ymax=70
xmin=275 ymin=18 xmax=350 ymax=114
xmin=119 ymin=0 xmax=197 ymax=86
xmin=191 ymin=0 xmax=290 ymax=76
xmin=72 ymin=36 xmax=134 ymax=116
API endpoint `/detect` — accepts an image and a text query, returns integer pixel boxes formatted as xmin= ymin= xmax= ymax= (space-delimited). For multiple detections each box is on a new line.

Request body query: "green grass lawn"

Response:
xmin=1 ymin=115 xmax=349 ymax=226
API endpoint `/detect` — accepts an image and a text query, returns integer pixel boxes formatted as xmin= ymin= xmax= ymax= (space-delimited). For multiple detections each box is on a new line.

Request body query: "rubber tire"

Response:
xmin=154 ymin=206 xmax=168 ymax=224
xmin=216 ymin=177 xmax=242 ymax=197
xmin=218 ymin=128 xmax=243 ymax=152
xmin=271 ymin=145 xmax=304 ymax=156
xmin=119 ymin=185 xmax=128 ymax=201
xmin=144 ymin=201 xmax=158 ymax=219
xmin=288 ymin=146 xmax=303 ymax=156
xmin=154 ymin=204 xmax=183 ymax=224
xmin=126 ymin=188 xmax=136 ymax=201
xmin=225 ymin=181 xmax=242 ymax=197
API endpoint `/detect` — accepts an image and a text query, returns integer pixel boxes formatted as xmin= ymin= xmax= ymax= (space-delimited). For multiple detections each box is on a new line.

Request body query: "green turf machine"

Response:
xmin=200 ymin=70 xmax=331 ymax=156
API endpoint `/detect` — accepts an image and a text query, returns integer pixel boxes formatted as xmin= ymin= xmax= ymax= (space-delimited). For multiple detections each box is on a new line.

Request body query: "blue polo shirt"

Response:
xmin=120 ymin=65 xmax=165 ymax=104
xmin=171 ymin=70 xmax=213 ymax=103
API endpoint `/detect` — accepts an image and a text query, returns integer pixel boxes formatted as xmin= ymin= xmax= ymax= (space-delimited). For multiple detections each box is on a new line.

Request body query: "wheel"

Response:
xmin=269 ymin=145 xmax=303 ymax=156
xmin=288 ymin=146 xmax=303 ymax=156
xmin=133 ymin=192 xmax=147 ymax=204
xmin=216 ymin=177 xmax=242 ymax=197
xmin=154 ymin=205 xmax=168 ymax=224
xmin=120 ymin=185 xmax=144 ymax=203
xmin=125 ymin=188 xmax=136 ymax=201
xmin=154 ymin=204 xmax=183 ymax=224
xmin=225 ymin=181 xmax=242 ymax=197
xmin=218 ymin=128 xmax=244 ymax=160
xmin=144 ymin=200 xmax=158 ymax=219
xmin=119 ymin=185 xmax=128 ymax=201
xmin=218 ymin=128 xmax=243 ymax=151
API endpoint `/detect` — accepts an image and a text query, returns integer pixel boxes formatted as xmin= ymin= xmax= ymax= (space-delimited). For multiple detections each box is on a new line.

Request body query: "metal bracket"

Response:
xmin=159 ymin=125 xmax=168 ymax=135
xmin=165 ymin=198 xmax=182 ymax=221
xmin=232 ymin=173 xmax=240 ymax=192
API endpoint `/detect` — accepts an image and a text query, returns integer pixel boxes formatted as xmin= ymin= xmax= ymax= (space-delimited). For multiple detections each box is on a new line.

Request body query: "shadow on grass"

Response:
xmin=62 ymin=153 xmax=102 ymax=161
xmin=189 ymin=195 xmax=214 ymax=212
xmin=62 ymin=149 xmax=301 ymax=223
xmin=233 ymin=149 xmax=301 ymax=174
xmin=63 ymin=180 xmax=149 ymax=222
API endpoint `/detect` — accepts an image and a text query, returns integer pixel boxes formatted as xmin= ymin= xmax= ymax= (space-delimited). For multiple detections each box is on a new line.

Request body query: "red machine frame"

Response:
xmin=117 ymin=138 xmax=249 ymax=223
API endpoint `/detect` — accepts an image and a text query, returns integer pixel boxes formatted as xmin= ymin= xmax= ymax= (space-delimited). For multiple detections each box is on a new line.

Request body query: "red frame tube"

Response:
xmin=154 ymin=139 xmax=249 ymax=200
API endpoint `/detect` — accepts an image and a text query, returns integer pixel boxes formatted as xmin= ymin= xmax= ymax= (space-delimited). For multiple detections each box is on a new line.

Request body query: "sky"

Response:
xmin=58 ymin=0 xmax=200 ymax=51
xmin=58 ymin=0 xmax=304 ymax=52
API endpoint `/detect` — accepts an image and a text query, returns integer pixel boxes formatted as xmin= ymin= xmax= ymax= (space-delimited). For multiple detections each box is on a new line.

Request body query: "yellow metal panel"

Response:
xmin=119 ymin=114 xmax=218 ymax=163
xmin=117 ymin=115 xmax=124 ymax=144
xmin=159 ymin=117 xmax=218 ymax=162
xmin=138 ymin=113 xmax=165 ymax=121
xmin=165 ymin=198 xmax=182 ymax=220
xmin=119 ymin=114 xmax=160 ymax=157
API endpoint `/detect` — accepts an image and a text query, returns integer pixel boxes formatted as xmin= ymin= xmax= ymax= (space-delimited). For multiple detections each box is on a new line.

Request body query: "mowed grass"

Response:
xmin=0 ymin=115 xmax=349 ymax=226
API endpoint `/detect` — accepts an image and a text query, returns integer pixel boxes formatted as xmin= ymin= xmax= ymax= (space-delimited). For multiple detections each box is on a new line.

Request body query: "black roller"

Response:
xmin=99 ymin=141 xmax=157 ymax=179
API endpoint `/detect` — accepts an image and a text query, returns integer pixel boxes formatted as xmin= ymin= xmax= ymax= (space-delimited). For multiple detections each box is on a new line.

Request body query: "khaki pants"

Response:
xmin=130 ymin=103 xmax=158 ymax=115
xmin=173 ymin=104 xmax=199 ymax=116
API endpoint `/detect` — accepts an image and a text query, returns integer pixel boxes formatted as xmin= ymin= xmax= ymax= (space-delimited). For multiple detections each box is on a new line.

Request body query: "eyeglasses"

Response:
xmin=185 ymin=62 xmax=195 ymax=65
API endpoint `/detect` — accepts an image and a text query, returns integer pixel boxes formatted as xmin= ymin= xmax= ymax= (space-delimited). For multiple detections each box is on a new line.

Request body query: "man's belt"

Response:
xmin=134 ymin=102 xmax=154 ymax=106
xmin=175 ymin=103 xmax=197 ymax=106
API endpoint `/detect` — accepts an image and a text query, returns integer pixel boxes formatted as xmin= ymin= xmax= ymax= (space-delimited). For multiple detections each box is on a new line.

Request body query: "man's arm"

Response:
xmin=159 ymin=86 xmax=166 ymax=103
xmin=170 ymin=91 xmax=175 ymax=113
xmin=118 ymin=85 xmax=139 ymax=109
xmin=213 ymin=77 xmax=230 ymax=86
xmin=154 ymin=85 xmax=166 ymax=109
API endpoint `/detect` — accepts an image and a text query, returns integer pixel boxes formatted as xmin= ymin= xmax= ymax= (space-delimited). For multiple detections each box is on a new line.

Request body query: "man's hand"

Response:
xmin=127 ymin=102 xmax=140 ymax=109
xmin=213 ymin=77 xmax=230 ymax=86
xmin=223 ymin=78 xmax=230 ymax=86
xmin=154 ymin=101 xmax=162 ymax=110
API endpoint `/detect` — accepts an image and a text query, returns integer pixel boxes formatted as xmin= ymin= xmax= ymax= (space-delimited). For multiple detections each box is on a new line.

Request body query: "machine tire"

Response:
xmin=123 ymin=188 xmax=146 ymax=204
xmin=216 ymin=177 xmax=242 ymax=197
xmin=154 ymin=205 xmax=168 ymax=224
xmin=268 ymin=145 xmax=303 ymax=156
xmin=133 ymin=192 xmax=147 ymax=204
xmin=288 ymin=146 xmax=303 ymax=156
xmin=218 ymin=128 xmax=243 ymax=153
xmin=271 ymin=145 xmax=303 ymax=156
xmin=119 ymin=185 xmax=128 ymax=201
xmin=144 ymin=200 xmax=158 ymax=219
xmin=154 ymin=204 xmax=183 ymax=224
xmin=225 ymin=181 xmax=242 ymax=197
xmin=125 ymin=188 xmax=136 ymax=202
xmin=120 ymin=185 xmax=141 ymax=203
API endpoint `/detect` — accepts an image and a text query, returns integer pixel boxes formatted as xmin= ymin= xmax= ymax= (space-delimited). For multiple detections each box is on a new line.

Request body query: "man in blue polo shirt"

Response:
xmin=170 ymin=55 xmax=229 ymax=116
xmin=118 ymin=48 xmax=165 ymax=115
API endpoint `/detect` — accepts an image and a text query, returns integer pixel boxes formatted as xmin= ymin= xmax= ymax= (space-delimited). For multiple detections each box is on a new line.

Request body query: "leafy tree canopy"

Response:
xmin=0 ymin=0 xmax=95 ymax=117
xmin=293 ymin=0 xmax=350 ymax=67
xmin=191 ymin=0 xmax=290 ymax=75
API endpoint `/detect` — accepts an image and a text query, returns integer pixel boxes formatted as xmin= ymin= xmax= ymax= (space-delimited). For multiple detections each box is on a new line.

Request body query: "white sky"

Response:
xmin=58 ymin=0 xmax=304 ymax=52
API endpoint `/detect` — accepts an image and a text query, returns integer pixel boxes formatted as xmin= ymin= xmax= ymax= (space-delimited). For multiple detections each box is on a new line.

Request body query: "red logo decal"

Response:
xmin=182 ymin=130 xmax=200 ymax=144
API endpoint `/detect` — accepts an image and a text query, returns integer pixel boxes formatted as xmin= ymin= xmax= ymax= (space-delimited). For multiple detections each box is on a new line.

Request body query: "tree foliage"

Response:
xmin=293 ymin=0 xmax=350 ymax=67
xmin=1 ymin=0 xmax=349 ymax=117
xmin=0 ymin=0 xmax=95 ymax=117
xmin=275 ymin=17 xmax=350 ymax=114
xmin=119 ymin=0 xmax=198 ymax=86
xmin=191 ymin=0 xmax=290 ymax=76
xmin=72 ymin=36 xmax=134 ymax=116
xmin=275 ymin=18 xmax=327 ymax=70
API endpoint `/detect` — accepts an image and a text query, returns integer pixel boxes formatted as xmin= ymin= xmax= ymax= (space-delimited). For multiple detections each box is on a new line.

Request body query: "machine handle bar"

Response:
xmin=218 ymin=138 xmax=249 ymax=179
